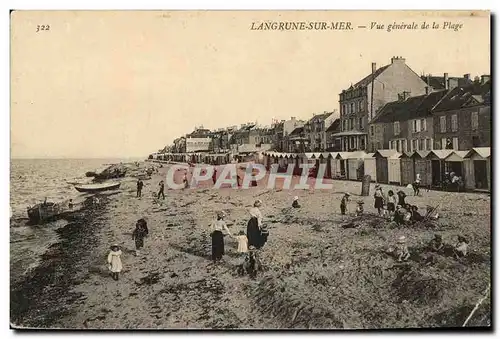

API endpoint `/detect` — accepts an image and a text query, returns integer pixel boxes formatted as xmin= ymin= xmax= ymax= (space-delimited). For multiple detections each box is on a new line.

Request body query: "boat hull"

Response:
xmin=27 ymin=202 xmax=62 ymax=224
xmin=74 ymin=182 xmax=121 ymax=193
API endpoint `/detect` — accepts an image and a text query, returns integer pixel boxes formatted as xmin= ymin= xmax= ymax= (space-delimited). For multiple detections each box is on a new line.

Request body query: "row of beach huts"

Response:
xmin=152 ymin=152 xmax=255 ymax=165
xmin=261 ymin=147 xmax=491 ymax=192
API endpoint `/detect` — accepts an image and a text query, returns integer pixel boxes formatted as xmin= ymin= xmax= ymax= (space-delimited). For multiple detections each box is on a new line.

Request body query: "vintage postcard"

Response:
xmin=10 ymin=10 xmax=491 ymax=330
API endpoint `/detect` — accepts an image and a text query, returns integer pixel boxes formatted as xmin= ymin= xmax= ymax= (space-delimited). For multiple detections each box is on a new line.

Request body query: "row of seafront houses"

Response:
xmin=150 ymin=56 xmax=491 ymax=191
xmin=259 ymin=148 xmax=490 ymax=192
xmin=150 ymin=147 xmax=490 ymax=192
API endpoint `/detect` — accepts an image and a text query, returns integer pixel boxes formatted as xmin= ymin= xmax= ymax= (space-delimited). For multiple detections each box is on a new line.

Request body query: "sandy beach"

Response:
xmin=11 ymin=161 xmax=491 ymax=329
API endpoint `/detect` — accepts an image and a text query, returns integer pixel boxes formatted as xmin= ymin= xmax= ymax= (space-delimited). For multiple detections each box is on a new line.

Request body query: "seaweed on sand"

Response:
xmin=250 ymin=274 xmax=344 ymax=329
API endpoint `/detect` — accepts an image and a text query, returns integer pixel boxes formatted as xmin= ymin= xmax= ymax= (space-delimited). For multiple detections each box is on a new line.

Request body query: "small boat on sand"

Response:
xmin=27 ymin=200 xmax=63 ymax=224
xmin=74 ymin=182 xmax=121 ymax=193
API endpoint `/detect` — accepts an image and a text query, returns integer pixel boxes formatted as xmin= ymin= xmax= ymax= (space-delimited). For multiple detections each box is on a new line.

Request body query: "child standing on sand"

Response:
xmin=132 ymin=218 xmax=149 ymax=256
xmin=235 ymin=230 xmax=248 ymax=255
xmin=107 ymin=244 xmax=123 ymax=281
xmin=340 ymin=193 xmax=350 ymax=215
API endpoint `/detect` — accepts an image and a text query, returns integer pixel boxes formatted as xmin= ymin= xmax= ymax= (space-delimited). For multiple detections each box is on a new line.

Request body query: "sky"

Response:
xmin=10 ymin=10 xmax=490 ymax=158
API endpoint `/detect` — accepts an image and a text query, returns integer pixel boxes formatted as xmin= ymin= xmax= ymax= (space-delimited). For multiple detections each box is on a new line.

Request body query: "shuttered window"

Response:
xmin=451 ymin=114 xmax=458 ymax=132
xmin=471 ymin=111 xmax=479 ymax=130
xmin=394 ymin=122 xmax=400 ymax=135
xmin=440 ymin=116 xmax=446 ymax=133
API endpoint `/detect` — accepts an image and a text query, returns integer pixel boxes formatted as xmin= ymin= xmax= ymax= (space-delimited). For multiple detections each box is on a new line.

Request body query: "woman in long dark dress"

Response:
xmin=210 ymin=211 xmax=232 ymax=262
xmin=247 ymin=200 xmax=265 ymax=249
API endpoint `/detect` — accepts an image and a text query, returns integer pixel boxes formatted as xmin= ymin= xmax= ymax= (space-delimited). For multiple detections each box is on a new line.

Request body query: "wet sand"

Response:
xmin=11 ymin=161 xmax=491 ymax=329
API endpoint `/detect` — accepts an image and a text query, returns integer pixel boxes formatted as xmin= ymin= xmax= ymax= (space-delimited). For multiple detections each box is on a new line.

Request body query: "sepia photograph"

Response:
xmin=9 ymin=9 xmax=491 ymax=330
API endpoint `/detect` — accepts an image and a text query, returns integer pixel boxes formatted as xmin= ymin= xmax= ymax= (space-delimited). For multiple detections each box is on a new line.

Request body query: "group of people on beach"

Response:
xmin=337 ymin=177 xmax=470 ymax=264
xmin=107 ymin=217 xmax=150 ymax=280
xmin=208 ymin=199 xmax=268 ymax=276
xmin=107 ymin=162 xmax=470 ymax=281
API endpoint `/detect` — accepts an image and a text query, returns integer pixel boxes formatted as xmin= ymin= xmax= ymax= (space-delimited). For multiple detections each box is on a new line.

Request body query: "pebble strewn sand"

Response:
xmin=15 ymin=161 xmax=491 ymax=329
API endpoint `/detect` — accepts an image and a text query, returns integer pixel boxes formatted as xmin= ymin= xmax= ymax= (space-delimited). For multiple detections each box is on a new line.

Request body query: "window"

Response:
xmin=441 ymin=138 xmax=447 ymax=150
xmin=416 ymin=119 xmax=421 ymax=132
xmin=343 ymin=104 xmax=347 ymax=116
xmin=425 ymin=138 xmax=431 ymax=151
xmin=412 ymin=120 xmax=417 ymax=132
xmin=370 ymin=125 xmax=375 ymax=136
xmin=359 ymin=118 xmax=364 ymax=130
xmin=396 ymin=140 xmax=401 ymax=153
xmin=471 ymin=112 xmax=479 ymax=131
xmin=350 ymin=103 xmax=354 ymax=114
xmin=393 ymin=121 xmax=400 ymax=135
xmin=451 ymin=114 xmax=458 ymax=132
xmin=440 ymin=116 xmax=446 ymax=133
xmin=403 ymin=140 xmax=408 ymax=152
xmin=452 ymin=137 xmax=459 ymax=150
xmin=349 ymin=118 xmax=354 ymax=130
xmin=412 ymin=139 xmax=418 ymax=152
xmin=421 ymin=119 xmax=426 ymax=131
xmin=359 ymin=100 xmax=364 ymax=112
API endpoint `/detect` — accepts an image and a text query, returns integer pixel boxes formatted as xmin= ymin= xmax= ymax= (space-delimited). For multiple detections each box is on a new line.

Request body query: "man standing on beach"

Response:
xmin=158 ymin=180 xmax=165 ymax=200
xmin=136 ymin=179 xmax=144 ymax=198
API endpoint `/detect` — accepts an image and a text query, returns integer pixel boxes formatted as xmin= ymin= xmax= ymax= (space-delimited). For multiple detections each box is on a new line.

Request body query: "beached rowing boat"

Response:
xmin=27 ymin=201 xmax=62 ymax=224
xmin=74 ymin=182 xmax=121 ymax=193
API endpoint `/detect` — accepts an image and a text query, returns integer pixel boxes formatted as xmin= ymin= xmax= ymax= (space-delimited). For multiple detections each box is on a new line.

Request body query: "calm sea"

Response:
xmin=10 ymin=158 xmax=141 ymax=285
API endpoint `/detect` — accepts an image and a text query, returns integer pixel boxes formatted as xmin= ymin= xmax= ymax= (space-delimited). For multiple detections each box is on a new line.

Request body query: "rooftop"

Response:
xmin=371 ymin=90 xmax=448 ymax=124
xmin=433 ymin=80 xmax=491 ymax=112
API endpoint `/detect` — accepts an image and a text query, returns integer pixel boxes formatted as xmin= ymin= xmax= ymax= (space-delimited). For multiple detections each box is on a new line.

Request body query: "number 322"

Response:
xmin=36 ymin=25 xmax=50 ymax=32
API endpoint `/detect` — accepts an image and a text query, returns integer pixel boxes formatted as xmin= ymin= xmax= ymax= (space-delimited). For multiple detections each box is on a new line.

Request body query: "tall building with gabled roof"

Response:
xmin=333 ymin=56 xmax=428 ymax=151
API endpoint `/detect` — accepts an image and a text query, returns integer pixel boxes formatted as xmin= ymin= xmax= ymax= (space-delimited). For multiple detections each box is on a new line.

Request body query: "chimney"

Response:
xmin=426 ymin=74 xmax=431 ymax=86
xmin=403 ymin=91 xmax=411 ymax=100
xmin=448 ymin=78 xmax=459 ymax=90
xmin=291 ymin=117 xmax=296 ymax=121
xmin=444 ymin=73 xmax=449 ymax=90
xmin=464 ymin=73 xmax=470 ymax=81
xmin=425 ymin=86 xmax=430 ymax=95
xmin=481 ymin=75 xmax=490 ymax=84
xmin=391 ymin=56 xmax=406 ymax=64
xmin=371 ymin=62 xmax=376 ymax=73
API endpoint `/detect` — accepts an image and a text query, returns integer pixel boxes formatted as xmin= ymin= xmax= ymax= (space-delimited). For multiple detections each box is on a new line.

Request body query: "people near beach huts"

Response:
xmin=250 ymin=168 xmax=258 ymax=187
xmin=136 ymin=179 xmax=144 ymax=198
xmin=356 ymin=200 xmax=364 ymax=216
xmin=157 ymin=180 xmax=165 ymax=200
xmin=68 ymin=199 xmax=74 ymax=209
xmin=247 ymin=200 xmax=267 ymax=249
xmin=212 ymin=168 xmax=217 ymax=185
xmin=428 ymin=234 xmax=444 ymax=253
xmin=107 ymin=244 xmax=123 ymax=281
xmin=397 ymin=190 xmax=407 ymax=207
xmin=210 ymin=211 xmax=232 ymax=262
xmin=340 ymin=193 xmax=350 ymax=215
xmin=132 ymin=218 xmax=149 ymax=255
xmin=454 ymin=235 xmax=469 ymax=258
xmin=373 ymin=184 xmax=385 ymax=216
xmin=412 ymin=174 xmax=421 ymax=196
xmin=235 ymin=230 xmax=249 ymax=254
xmin=395 ymin=236 xmax=410 ymax=262
xmin=387 ymin=190 xmax=396 ymax=215
xmin=292 ymin=196 xmax=301 ymax=208
xmin=183 ymin=171 xmax=190 ymax=189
